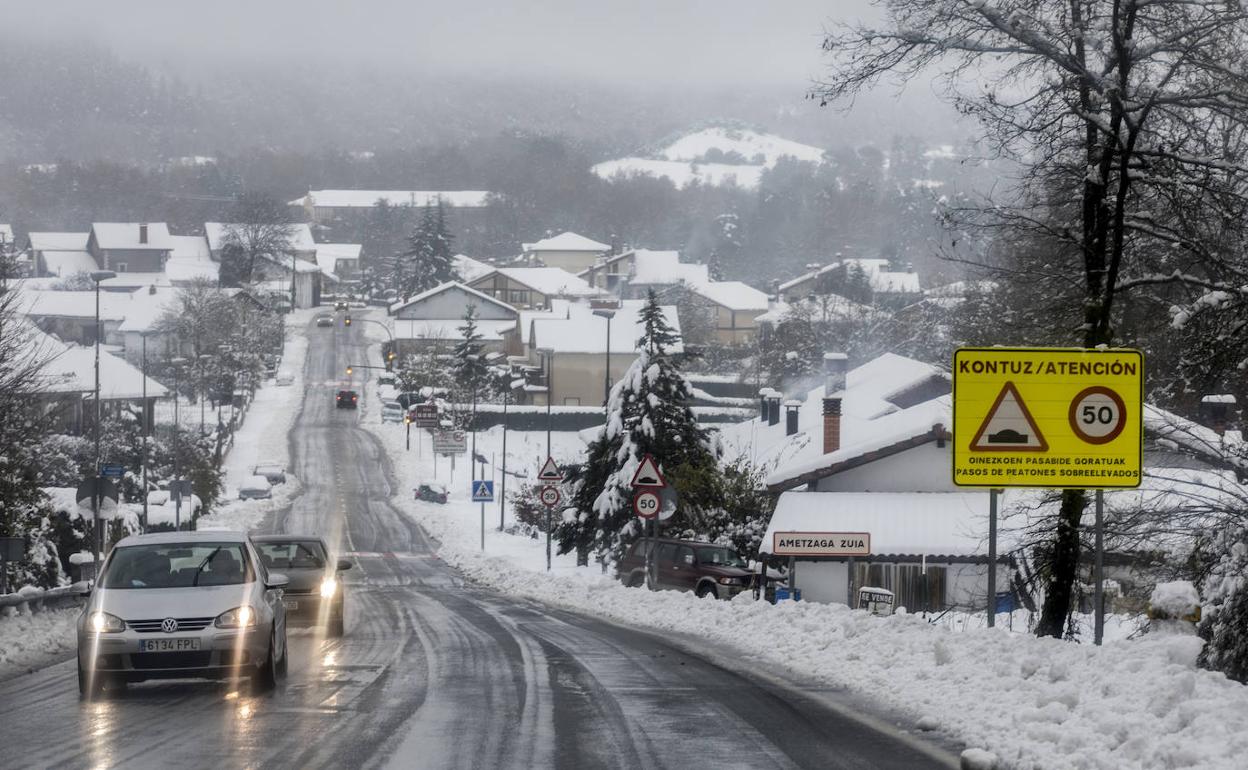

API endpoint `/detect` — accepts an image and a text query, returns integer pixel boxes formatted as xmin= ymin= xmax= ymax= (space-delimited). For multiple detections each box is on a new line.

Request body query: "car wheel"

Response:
xmin=696 ymin=583 xmax=718 ymax=600
xmin=252 ymin=628 xmax=278 ymax=693
xmin=626 ymin=572 xmax=645 ymax=589
xmin=77 ymin=659 xmax=103 ymax=699
xmin=275 ymin=629 xmax=288 ymax=677
xmin=329 ymin=613 xmax=345 ymax=638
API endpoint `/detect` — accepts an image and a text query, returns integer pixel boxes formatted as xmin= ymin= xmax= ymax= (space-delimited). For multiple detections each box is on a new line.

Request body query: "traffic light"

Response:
xmin=404 ymin=414 xmax=412 ymax=425
xmin=344 ymin=316 xmax=352 ymax=326
xmin=346 ymin=366 xmax=353 ymax=376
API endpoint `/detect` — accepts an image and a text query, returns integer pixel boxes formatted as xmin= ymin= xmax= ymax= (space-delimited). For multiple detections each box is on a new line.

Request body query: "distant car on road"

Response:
xmin=381 ymin=401 xmax=405 ymax=423
xmin=414 ymin=483 xmax=448 ymax=504
xmin=238 ymin=475 xmax=273 ymax=500
xmin=275 ymin=371 xmax=294 ymax=386
xmin=76 ymin=530 xmax=288 ymax=697
xmin=334 ymin=300 xmax=348 ymax=311
xmin=252 ymin=464 xmax=287 ymax=485
xmin=336 ymin=390 xmax=358 ymax=409
xmin=251 ymin=535 xmax=352 ymax=638
xmin=315 ymin=315 xmax=333 ymax=327
xmin=615 ymin=538 xmax=753 ymax=599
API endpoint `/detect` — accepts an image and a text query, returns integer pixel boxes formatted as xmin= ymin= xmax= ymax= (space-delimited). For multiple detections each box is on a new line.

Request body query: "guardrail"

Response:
xmin=0 ymin=583 xmax=89 ymax=616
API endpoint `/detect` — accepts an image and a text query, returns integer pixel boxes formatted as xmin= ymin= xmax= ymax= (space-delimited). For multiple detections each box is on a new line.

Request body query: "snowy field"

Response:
xmin=356 ymin=328 xmax=1248 ymax=770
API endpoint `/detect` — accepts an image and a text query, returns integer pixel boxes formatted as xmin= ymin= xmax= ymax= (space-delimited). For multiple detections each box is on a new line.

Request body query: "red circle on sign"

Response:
xmin=1067 ymin=386 xmax=1127 ymax=445
xmin=539 ymin=486 xmax=561 ymax=508
xmin=633 ymin=491 xmax=660 ymax=519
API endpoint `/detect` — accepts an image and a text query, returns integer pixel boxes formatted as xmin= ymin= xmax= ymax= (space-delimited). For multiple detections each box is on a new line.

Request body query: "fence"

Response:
xmin=0 ymin=583 xmax=89 ymax=616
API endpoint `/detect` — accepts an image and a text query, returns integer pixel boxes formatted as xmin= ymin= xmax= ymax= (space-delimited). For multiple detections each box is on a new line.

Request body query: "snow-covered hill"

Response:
xmin=592 ymin=127 xmax=827 ymax=189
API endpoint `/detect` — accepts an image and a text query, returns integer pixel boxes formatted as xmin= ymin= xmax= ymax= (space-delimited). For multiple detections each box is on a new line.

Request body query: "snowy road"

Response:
xmin=0 ymin=318 xmax=956 ymax=769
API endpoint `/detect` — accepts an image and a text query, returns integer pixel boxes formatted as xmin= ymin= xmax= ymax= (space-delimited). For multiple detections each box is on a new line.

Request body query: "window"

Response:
xmin=256 ymin=541 xmax=326 ymax=570
xmin=509 ymin=289 xmax=528 ymax=305
xmin=655 ymin=543 xmax=678 ymax=565
xmin=563 ymin=397 xmax=580 ymax=406
xmin=102 ymin=543 xmax=255 ymax=589
xmin=116 ymin=262 xmax=128 ymax=273
xmin=854 ymin=562 xmax=946 ymax=611
xmin=675 ymin=546 xmax=695 ymax=566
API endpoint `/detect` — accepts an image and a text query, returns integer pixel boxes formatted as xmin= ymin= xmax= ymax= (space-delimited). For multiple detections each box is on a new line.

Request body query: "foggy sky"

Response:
xmin=10 ymin=0 xmax=873 ymax=87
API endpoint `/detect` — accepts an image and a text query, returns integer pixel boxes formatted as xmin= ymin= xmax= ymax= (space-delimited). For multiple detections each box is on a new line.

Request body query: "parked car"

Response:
xmin=238 ymin=475 xmax=273 ymax=500
xmin=381 ymin=401 xmax=405 ymax=424
xmin=414 ymin=483 xmax=448 ymax=504
xmin=315 ymin=314 xmax=333 ymax=327
xmin=396 ymin=391 xmax=426 ymax=409
xmin=251 ymin=535 xmax=352 ymax=637
xmin=336 ymin=390 xmax=358 ymax=409
xmin=615 ymin=538 xmax=753 ymax=599
xmin=377 ymin=373 xmax=397 ymax=388
xmin=275 ymin=371 xmax=294 ymax=386
xmin=76 ymin=530 xmax=288 ymax=696
xmin=252 ymin=464 xmax=287 ymax=485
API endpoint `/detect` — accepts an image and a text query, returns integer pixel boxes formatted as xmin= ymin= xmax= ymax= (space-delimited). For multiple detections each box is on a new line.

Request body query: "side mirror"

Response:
xmin=266 ymin=572 xmax=289 ymax=589
xmin=336 ymin=558 xmax=353 ymax=572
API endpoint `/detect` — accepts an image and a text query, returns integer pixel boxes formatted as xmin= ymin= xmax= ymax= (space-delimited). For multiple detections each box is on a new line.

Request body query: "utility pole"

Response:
xmin=141 ymin=332 xmax=149 ymax=533
xmin=89 ymin=271 xmax=115 ymax=572
xmin=499 ymin=390 xmax=508 ymax=531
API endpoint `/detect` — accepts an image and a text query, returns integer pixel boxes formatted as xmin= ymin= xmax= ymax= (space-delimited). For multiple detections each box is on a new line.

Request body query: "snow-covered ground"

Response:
xmin=0 ymin=606 xmax=81 ymax=681
xmin=197 ymin=310 xmax=312 ymax=533
xmin=356 ymin=320 xmax=1248 ymax=770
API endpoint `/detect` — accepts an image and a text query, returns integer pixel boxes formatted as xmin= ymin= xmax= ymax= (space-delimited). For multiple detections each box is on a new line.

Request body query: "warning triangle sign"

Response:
xmin=630 ymin=455 xmax=667 ymax=488
xmin=538 ymin=456 xmax=563 ymax=481
xmin=970 ymin=382 xmax=1048 ymax=452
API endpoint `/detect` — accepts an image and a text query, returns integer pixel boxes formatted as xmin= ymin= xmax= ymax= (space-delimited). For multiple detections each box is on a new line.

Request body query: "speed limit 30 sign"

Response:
xmin=953 ymin=347 xmax=1143 ymax=489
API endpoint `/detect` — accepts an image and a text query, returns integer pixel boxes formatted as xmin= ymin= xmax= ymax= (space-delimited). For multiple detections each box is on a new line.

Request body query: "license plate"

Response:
xmin=283 ymin=600 xmax=299 ymax=610
xmin=140 ymin=637 xmax=201 ymax=652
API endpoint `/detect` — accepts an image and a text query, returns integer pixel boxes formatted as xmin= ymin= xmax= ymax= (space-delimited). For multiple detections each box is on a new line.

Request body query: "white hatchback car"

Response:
xmin=77 ymin=531 xmax=288 ymax=697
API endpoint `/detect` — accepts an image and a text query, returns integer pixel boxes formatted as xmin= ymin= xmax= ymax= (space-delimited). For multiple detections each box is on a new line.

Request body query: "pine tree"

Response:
xmin=393 ymin=202 xmax=457 ymax=299
xmin=452 ymin=305 xmax=489 ymax=397
xmin=558 ymin=290 xmax=722 ymax=561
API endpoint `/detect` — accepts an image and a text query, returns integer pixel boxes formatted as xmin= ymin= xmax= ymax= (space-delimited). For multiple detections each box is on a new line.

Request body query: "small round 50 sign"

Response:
xmin=632 ymin=490 xmax=660 ymax=519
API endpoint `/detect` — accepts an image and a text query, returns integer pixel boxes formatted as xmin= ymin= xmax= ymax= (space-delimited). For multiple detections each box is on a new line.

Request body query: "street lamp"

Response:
xmin=169 ymin=357 xmax=188 ymax=529
xmin=88 ymin=270 xmax=115 ymax=570
xmin=139 ymin=330 xmax=151 ymax=533
xmin=592 ymin=308 xmax=616 ymax=408
xmin=537 ymin=346 xmax=555 ymax=572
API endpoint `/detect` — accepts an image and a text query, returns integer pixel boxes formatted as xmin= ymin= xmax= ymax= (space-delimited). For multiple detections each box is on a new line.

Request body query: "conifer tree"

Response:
xmin=394 ymin=202 xmax=456 ymax=299
xmin=452 ymin=304 xmax=489 ymax=397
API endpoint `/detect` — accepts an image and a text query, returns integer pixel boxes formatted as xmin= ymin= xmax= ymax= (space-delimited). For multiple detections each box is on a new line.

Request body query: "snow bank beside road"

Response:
xmin=0 ymin=607 xmax=79 ymax=681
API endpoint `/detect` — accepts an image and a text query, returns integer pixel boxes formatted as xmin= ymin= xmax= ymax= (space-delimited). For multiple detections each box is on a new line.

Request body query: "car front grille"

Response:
xmin=130 ymin=651 xmax=213 ymax=670
xmin=126 ymin=617 xmax=214 ymax=633
xmin=284 ymin=587 xmax=315 ymax=596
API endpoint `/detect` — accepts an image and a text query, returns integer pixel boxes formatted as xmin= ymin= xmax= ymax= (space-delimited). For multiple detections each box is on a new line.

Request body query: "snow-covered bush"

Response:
xmin=1199 ymin=527 xmax=1248 ymax=682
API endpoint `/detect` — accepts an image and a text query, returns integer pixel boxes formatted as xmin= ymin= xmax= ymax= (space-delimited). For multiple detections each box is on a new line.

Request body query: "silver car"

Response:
xmin=76 ymin=531 xmax=289 ymax=697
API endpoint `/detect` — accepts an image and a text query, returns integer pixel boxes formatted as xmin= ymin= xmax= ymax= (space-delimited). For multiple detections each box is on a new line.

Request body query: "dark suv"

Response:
xmin=616 ymin=538 xmax=753 ymax=599
xmin=336 ymin=390 xmax=358 ymax=409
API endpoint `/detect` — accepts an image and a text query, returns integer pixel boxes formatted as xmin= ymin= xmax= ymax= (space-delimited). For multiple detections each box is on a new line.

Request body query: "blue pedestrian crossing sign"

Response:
xmin=471 ymin=480 xmax=495 ymax=502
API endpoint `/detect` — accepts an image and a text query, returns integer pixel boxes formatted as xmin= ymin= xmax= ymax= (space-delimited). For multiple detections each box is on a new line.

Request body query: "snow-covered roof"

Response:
xmin=1145 ymin=404 xmax=1246 ymax=472
xmin=258 ymin=253 xmax=321 ymax=274
xmin=761 ymin=491 xmax=998 ymax=558
xmin=40 ymin=250 xmax=99 ymax=276
xmin=530 ymin=300 xmax=682 ymax=355
xmin=779 ymin=258 xmax=922 ymax=295
xmin=169 ymin=235 xmax=211 ymax=260
xmin=718 ymin=353 xmax=951 ymax=475
xmin=630 ymin=250 xmax=709 ymax=286
xmin=452 ymin=254 xmax=494 ymax=283
xmin=316 ymin=242 xmax=362 ymax=261
xmin=522 ymin=232 xmax=609 ymax=253
xmin=290 ymin=190 xmax=492 ymax=209
xmin=204 ymin=222 xmax=317 ymax=253
xmin=164 ymin=256 xmax=219 ymax=284
xmin=0 ymin=224 xmax=13 ymax=243
xmin=92 ymin=273 xmax=171 ymax=290
xmin=755 ymin=295 xmax=880 ymax=325
xmin=28 ymin=232 xmax=89 ymax=252
xmin=388 ymin=281 xmax=517 ymax=317
xmin=476 ymin=268 xmax=602 ymax=298
xmin=90 ymin=223 xmax=173 ymax=251
xmin=16 ymin=289 xmax=134 ymax=321
xmin=116 ymin=286 xmax=183 ymax=333
xmin=31 ymin=329 xmax=168 ymax=400
xmin=687 ymin=280 xmax=770 ymax=311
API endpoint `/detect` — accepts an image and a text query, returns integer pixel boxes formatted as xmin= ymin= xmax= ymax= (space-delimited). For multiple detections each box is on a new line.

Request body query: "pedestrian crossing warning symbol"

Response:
xmin=969 ymin=381 xmax=1048 ymax=452
xmin=471 ymin=480 xmax=495 ymax=502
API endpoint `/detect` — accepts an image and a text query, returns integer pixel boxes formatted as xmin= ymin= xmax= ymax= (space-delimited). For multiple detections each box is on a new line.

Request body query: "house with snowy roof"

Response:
xmin=164 ymin=235 xmax=219 ymax=286
xmin=387 ymin=282 xmax=519 ymax=356
xmin=579 ymin=249 xmax=711 ymax=297
xmin=204 ymin=222 xmax=318 ymax=262
xmin=314 ymin=243 xmax=363 ymax=283
xmin=27 ymin=231 xmax=96 ymax=278
xmin=521 ymin=232 xmax=610 ymax=273
xmin=685 ymin=280 xmax=771 ymax=345
xmin=779 ymin=258 xmax=921 ymax=307
xmin=467 ymin=267 xmax=602 ymax=311
xmin=509 ymin=298 xmax=681 ymax=407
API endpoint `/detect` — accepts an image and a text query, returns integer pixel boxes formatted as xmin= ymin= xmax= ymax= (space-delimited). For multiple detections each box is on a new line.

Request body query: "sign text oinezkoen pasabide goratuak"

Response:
xmin=952 ymin=347 xmax=1143 ymax=489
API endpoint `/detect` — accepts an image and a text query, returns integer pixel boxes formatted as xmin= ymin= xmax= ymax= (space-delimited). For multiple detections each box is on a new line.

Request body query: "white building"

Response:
xmin=521 ymin=232 xmax=609 ymax=273
xmin=388 ymin=282 xmax=518 ymax=355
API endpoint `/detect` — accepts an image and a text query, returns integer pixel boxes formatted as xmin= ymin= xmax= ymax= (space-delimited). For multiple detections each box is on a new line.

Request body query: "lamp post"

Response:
xmin=592 ymin=309 xmax=615 ymax=408
xmin=197 ymin=353 xmax=211 ymax=435
xmin=88 ymin=270 xmax=115 ymax=571
xmin=140 ymin=330 xmax=150 ymax=533
xmin=170 ymin=357 xmax=189 ymax=530
xmin=537 ymin=346 xmax=555 ymax=572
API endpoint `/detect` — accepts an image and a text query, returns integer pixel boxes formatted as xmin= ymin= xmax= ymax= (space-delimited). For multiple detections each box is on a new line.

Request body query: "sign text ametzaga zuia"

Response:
xmin=772 ymin=532 xmax=871 ymax=558
xmin=953 ymin=347 xmax=1143 ymax=489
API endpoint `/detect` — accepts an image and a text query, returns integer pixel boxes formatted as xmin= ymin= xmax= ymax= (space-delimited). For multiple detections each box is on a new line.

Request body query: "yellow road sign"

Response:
xmin=953 ymin=347 xmax=1143 ymax=488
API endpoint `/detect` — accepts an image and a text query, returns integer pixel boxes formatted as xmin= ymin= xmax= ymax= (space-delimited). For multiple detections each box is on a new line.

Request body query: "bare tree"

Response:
xmin=219 ymin=192 xmax=297 ymax=287
xmin=814 ymin=0 xmax=1248 ymax=636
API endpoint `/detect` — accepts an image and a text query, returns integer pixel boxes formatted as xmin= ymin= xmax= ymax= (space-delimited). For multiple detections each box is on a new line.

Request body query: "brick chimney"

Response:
xmin=139 ymin=223 xmax=148 ymax=244
xmin=784 ymin=400 xmax=801 ymax=436
xmin=822 ymin=353 xmax=848 ymax=455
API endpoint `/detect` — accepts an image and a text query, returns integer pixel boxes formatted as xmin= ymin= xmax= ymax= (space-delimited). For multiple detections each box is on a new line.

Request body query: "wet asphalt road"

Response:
xmin=0 ymin=317 xmax=958 ymax=769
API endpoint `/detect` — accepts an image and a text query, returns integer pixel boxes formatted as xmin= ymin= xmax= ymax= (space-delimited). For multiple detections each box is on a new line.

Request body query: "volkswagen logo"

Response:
xmin=161 ymin=618 xmax=179 ymax=634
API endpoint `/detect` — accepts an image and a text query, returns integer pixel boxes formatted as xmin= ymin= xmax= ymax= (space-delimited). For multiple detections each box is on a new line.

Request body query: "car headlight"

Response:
xmin=215 ymin=606 xmax=257 ymax=629
xmin=320 ymin=577 xmax=338 ymax=599
xmin=88 ymin=611 xmax=125 ymax=633
xmin=717 ymin=577 xmax=742 ymax=586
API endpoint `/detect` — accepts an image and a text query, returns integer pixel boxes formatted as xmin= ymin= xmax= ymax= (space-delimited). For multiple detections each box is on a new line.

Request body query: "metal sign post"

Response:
xmin=988 ymin=488 xmax=998 ymax=627
xmin=1095 ymin=489 xmax=1105 ymax=645
xmin=472 ymin=479 xmax=494 ymax=551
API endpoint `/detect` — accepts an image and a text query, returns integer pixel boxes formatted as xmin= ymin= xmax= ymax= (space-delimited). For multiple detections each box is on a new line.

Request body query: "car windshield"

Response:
xmin=257 ymin=541 xmax=326 ymax=570
xmin=101 ymin=543 xmax=255 ymax=589
xmin=696 ymin=547 xmax=747 ymax=568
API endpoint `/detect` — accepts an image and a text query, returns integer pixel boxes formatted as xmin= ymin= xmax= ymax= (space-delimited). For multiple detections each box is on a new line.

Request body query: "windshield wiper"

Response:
xmin=191 ymin=547 xmax=222 ymax=587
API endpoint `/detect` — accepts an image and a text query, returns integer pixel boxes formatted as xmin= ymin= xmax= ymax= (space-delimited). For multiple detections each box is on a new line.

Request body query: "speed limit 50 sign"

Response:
xmin=953 ymin=347 xmax=1143 ymax=489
